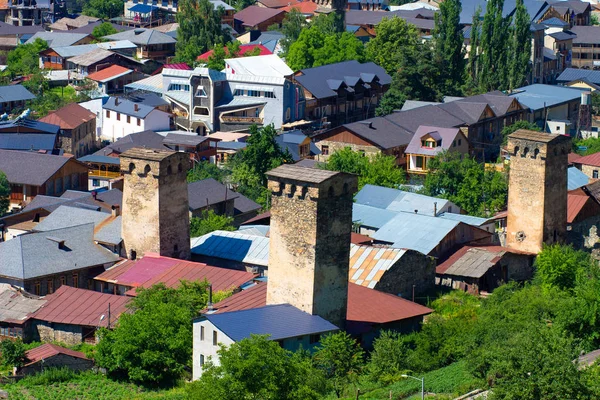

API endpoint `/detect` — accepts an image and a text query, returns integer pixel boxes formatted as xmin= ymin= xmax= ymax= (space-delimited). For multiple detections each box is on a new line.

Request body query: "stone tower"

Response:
xmin=266 ymin=164 xmax=357 ymax=328
xmin=506 ymin=130 xmax=571 ymax=254
xmin=120 ymin=148 xmax=190 ymax=260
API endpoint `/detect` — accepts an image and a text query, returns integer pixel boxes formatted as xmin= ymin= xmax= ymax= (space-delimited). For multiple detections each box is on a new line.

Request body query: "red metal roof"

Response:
xmin=568 ymin=192 xmax=590 ymax=223
xmin=94 ymin=259 xmax=137 ymax=283
xmin=163 ymin=63 xmax=192 ymax=70
xmin=207 ymin=282 xmax=433 ymax=328
xmin=576 ymin=152 xmax=600 ymax=168
xmin=125 ymin=261 xmax=255 ymax=296
xmin=24 ymin=343 xmax=88 ymax=366
xmin=30 ymin=286 xmax=130 ymax=328
xmin=197 ymin=44 xmax=272 ymax=61
xmin=569 ymin=152 xmax=583 ymax=165
xmin=350 ymin=232 xmax=373 ymax=245
xmin=39 ymin=103 xmax=96 ymax=130
xmin=241 ymin=210 xmax=271 ymax=225
xmin=282 ymin=1 xmax=318 ymax=14
xmin=86 ymin=65 xmax=132 ymax=83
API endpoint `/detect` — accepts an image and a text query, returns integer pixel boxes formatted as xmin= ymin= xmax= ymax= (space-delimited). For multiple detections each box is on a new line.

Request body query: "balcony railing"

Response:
xmin=89 ymin=170 xmax=121 ymax=179
xmin=221 ymin=116 xmax=263 ymax=124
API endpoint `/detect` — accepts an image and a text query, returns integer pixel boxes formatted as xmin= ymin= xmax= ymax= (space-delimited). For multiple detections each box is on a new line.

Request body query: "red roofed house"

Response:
xmin=573 ymin=151 xmax=600 ymax=179
xmin=567 ymin=184 xmax=600 ymax=249
xmin=94 ymin=253 xmax=255 ymax=296
xmin=436 ymin=245 xmax=536 ymax=294
xmin=17 ymin=343 xmax=93 ymax=376
xmin=197 ymin=44 xmax=272 ymax=62
xmin=234 ymin=6 xmax=287 ymax=32
xmin=39 ymin=103 xmax=96 ymax=158
xmin=204 ymin=281 xmax=432 ymax=349
xmin=86 ymin=65 xmax=146 ymax=96
xmin=29 ymin=286 xmax=131 ymax=345
xmin=282 ymin=1 xmax=318 ymax=17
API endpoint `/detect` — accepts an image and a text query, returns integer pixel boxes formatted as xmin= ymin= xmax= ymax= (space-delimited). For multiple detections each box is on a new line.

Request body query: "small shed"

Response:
xmin=17 ymin=343 xmax=93 ymax=375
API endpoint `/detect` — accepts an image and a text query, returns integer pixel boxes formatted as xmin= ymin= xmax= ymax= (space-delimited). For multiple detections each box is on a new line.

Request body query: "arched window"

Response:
xmin=523 ymin=147 xmax=529 ymax=157
xmin=167 ymin=165 xmax=173 ymax=175
xmin=129 ymin=162 xmax=136 ymax=173
xmin=178 ymin=163 xmax=183 ymax=173
xmin=328 ymin=186 xmax=335 ymax=197
xmin=533 ymin=148 xmax=540 ymax=159
xmin=144 ymin=164 xmax=151 ymax=175
xmin=513 ymin=146 xmax=520 ymax=156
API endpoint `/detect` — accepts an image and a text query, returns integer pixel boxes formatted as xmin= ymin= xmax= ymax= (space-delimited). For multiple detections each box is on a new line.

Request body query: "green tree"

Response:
xmin=3 ymin=38 xmax=48 ymax=96
xmin=187 ymin=161 xmax=229 ymax=183
xmin=466 ymin=7 xmax=482 ymax=89
xmin=91 ymin=22 xmax=118 ymax=39
xmin=206 ymin=41 xmax=262 ymax=71
xmin=0 ymin=339 xmax=26 ymax=368
xmin=535 ymin=244 xmax=591 ymax=292
xmin=323 ymin=147 xmax=405 ymax=190
xmin=367 ymin=331 xmax=411 ymax=384
xmin=423 ymin=151 xmax=507 ymax=216
xmin=314 ymin=332 xmax=364 ymax=398
xmin=82 ymin=0 xmax=124 ymax=19
xmin=95 ymin=282 xmax=230 ymax=386
xmin=232 ymin=0 xmax=255 ymax=12
xmin=479 ymin=0 xmax=510 ymax=91
xmin=0 ymin=170 xmax=10 ymax=216
xmin=508 ymin=0 xmax=531 ymax=90
xmin=433 ymin=0 xmax=466 ymax=95
xmin=190 ymin=209 xmax=235 ymax=237
xmin=280 ymin=8 xmax=307 ymax=55
xmin=187 ymin=335 xmax=327 ymax=400
xmin=175 ymin=0 xmax=228 ymax=66
xmin=501 ymin=120 xmax=540 ymax=145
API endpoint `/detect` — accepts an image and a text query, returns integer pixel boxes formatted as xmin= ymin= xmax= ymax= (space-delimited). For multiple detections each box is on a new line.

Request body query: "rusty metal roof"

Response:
xmin=568 ymin=192 xmax=590 ymax=224
xmin=349 ymin=245 xmax=407 ymax=289
xmin=24 ymin=343 xmax=88 ymax=366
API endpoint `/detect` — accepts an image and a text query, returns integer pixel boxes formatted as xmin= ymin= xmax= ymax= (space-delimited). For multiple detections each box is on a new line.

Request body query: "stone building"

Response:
xmin=506 ymin=130 xmax=570 ymax=253
xmin=266 ymin=165 xmax=358 ymax=328
xmin=120 ymin=148 xmax=190 ymax=260
xmin=17 ymin=344 xmax=94 ymax=376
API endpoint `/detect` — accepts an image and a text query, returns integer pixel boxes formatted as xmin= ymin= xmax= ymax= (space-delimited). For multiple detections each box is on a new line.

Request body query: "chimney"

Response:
xmin=207 ymin=284 xmax=214 ymax=311
xmin=114 ymin=97 xmax=120 ymax=106
xmin=414 ymin=209 xmax=418 ymax=214
xmin=47 ymin=236 xmax=66 ymax=250
xmin=112 ymin=205 xmax=120 ymax=217
xmin=92 ymin=191 xmax=97 ymax=200
xmin=433 ymin=202 xmax=437 ymax=217
xmin=134 ymin=104 xmax=139 ymax=112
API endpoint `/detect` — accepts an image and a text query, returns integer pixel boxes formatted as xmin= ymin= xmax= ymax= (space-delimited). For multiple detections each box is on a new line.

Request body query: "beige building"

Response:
xmin=506 ymin=130 xmax=570 ymax=253
xmin=120 ymin=148 xmax=191 ymax=260
xmin=39 ymin=103 xmax=97 ymax=158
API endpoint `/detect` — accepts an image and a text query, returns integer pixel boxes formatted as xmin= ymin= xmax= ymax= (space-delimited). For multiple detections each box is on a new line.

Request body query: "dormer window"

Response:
xmin=421 ymin=138 xmax=436 ymax=148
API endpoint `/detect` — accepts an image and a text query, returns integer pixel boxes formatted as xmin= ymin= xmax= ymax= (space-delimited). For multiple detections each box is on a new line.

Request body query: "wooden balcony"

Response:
xmin=89 ymin=170 xmax=121 ymax=179
xmin=221 ymin=116 xmax=263 ymax=124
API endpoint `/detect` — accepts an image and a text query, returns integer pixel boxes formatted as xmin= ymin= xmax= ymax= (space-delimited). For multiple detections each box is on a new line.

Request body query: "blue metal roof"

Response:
xmin=372 ymin=212 xmax=460 ymax=255
xmin=204 ymin=304 xmax=339 ymax=341
xmin=509 ymin=84 xmax=586 ymax=111
xmin=0 ymin=85 xmax=35 ymax=103
xmin=354 ymin=184 xmax=451 ymax=215
xmin=190 ymin=230 xmax=269 ymax=267
xmin=128 ymin=4 xmax=158 ymax=13
xmin=557 ymin=68 xmax=600 ymax=85
xmin=568 ymin=166 xmax=590 ymax=190
xmin=353 ymin=203 xmax=399 ymax=229
xmin=218 ymin=141 xmax=247 ymax=150
xmin=542 ymin=17 xmax=569 ymax=27
xmin=0 ymin=133 xmax=56 ymax=151
xmin=437 ymin=212 xmax=489 ymax=227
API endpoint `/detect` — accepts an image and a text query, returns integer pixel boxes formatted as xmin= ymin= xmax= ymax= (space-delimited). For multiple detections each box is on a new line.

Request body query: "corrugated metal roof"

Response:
xmin=355 ymin=184 xmax=451 ymax=215
xmin=349 ymin=245 xmax=406 ymax=288
xmin=204 ymin=304 xmax=339 ymax=341
xmin=557 ymin=68 xmax=600 ymax=85
xmin=568 ymin=193 xmax=589 ymax=223
xmin=24 ymin=343 xmax=88 ymax=366
xmin=568 ymin=166 xmax=590 ymax=190
xmin=190 ymin=231 xmax=270 ymax=267
xmin=437 ymin=246 xmax=504 ymax=278
xmin=575 ymin=152 xmax=600 ymax=168
xmin=372 ymin=212 xmax=460 ymax=255
xmin=509 ymin=84 xmax=585 ymax=111
xmin=353 ymin=203 xmax=399 ymax=229
xmin=0 ymin=284 xmax=46 ymax=323
xmin=437 ymin=212 xmax=489 ymax=227
xmin=124 ymin=74 xmax=163 ymax=93
xmin=0 ymin=133 xmax=57 ymax=151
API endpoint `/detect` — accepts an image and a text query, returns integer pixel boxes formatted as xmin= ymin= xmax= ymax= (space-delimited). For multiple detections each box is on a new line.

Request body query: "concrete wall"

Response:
xmin=102 ymin=108 xmax=170 ymax=142
xmin=267 ymin=171 xmax=358 ymax=328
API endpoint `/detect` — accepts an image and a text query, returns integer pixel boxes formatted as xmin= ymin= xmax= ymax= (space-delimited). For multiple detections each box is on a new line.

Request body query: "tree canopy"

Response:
xmin=279 ymin=8 xmax=307 ymax=56
xmin=190 ymin=209 xmax=235 ymax=237
xmin=0 ymin=170 xmax=10 ymax=216
xmin=82 ymin=0 xmax=124 ymax=19
xmin=91 ymin=22 xmax=118 ymax=39
xmin=187 ymin=161 xmax=229 ymax=183
xmin=501 ymin=120 xmax=540 ymax=145
xmin=433 ymin=0 xmax=466 ymax=96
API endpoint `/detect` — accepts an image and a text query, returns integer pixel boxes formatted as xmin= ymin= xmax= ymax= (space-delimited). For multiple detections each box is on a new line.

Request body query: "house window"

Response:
xmin=285 ymin=108 xmax=291 ymax=122
xmin=458 ymin=139 xmax=462 ymax=146
xmin=322 ymin=145 xmax=329 ymax=155
xmin=127 ymin=115 xmax=131 ymax=123
xmin=263 ymin=91 xmax=275 ymax=98
xmin=200 ymin=354 xmax=205 ymax=366
xmin=594 ymin=170 xmax=599 ymax=179
xmin=137 ymin=118 xmax=141 ymax=126
xmin=47 ymin=279 xmax=53 ymax=294
xmin=34 ymin=282 xmax=40 ymax=296
xmin=416 ymin=156 xmax=424 ymax=169
xmin=92 ymin=179 xmax=100 ymax=187
xmin=168 ymin=83 xmax=190 ymax=91
xmin=73 ymin=273 xmax=79 ymax=288
xmin=106 ymin=110 xmax=110 ymax=118
xmin=234 ymin=89 xmax=244 ymax=96
xmin=60 ymin=276 xmax=66 ymax=287
xmin=300 ymin=143 xmax=310 ymax=157
xmin=213 ymin=330 xmax=218 ymax=345
xmin=248 ymin=90 xmax=261 ymax=97
xmin=309 ymin=334 xmax=320 ymax=344
xmin=88 ymin=279 xmax=93 ymax=290
xmin=201 ymin=326 xmax=205 ymax=341
xmin=116 ymin=113 xmax=121 ymax=121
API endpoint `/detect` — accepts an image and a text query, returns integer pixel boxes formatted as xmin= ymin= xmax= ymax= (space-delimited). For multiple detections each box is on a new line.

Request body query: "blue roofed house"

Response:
xmin=0 ymin=85 xmax=35 ymax=114
xmin=0 ymin=117 xmax=60 ymax=153
xmin=274 ymin=130 xmax=320 ymax=161
xmin=193 ymin=304 xmax=338 ymax=378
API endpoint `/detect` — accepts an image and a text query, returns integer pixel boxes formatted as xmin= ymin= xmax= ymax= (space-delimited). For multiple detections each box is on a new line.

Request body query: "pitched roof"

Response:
xmin=295 ymin=61 xmax=391 ymax=99
xmin=39 ymin=103 xmax=96 ymax=129
xmin=197 ymin=44 xmax=272 ymax=61
xmin=225 ymin=54 xmax=293 ymax=80
xmin=436 ymin=245 xmax=533 ymax=277
xmin=93 ymin=130 xmax=166 ymax=156
xmin=266 ymin=164 xmax=340 ymax=183
xmin=282 ymin=0 xmax=318 ymax=14
xmin=233 ymin=195 xmax=261 ymax=215
xmin=103 ymin=97 xmax=160 ymax=119
xmin=0 ymin=223 xmax=120 ymax=280
xmin=405 ymin=125 xmax=462 ymax=156
xmin=336 ymin=117 xmax=413 ymax=150
xmin=24 ymin=344 xmax=88 ymax=366
xmin=0 ymin=85 xmax=35 ymax=103
xmin=274 ymin=131 xmax=320 ymax=161
xmin=0 ymin=284 xmax=46 ymax=324
xmin=86 ymin=65 xmax=133 ymax=83
xmin=568 ymin=192 xmax=590 ymax=224
xmin=68 ymin=48 xmax=116 ymax=67
xmin=355 ymin=184 xmax=452 ymax=215
xmin=568 ymin=165 xmax=590 ymax=190
xmin=104 ymin=28 xmax=177 ymax=45
xmin=0 ymin=133 xmax=57 ymax=152
xmin=385 ymin=105 xmax=465 ymax=133
xmin=190 ymin=230 xmax=270 ymax=267
xmin=188 ymin=178 xmax=239 ymax=211
xmin=25 ymin=32 xmax=89 ymax=47
xmin=207 ymin=281 xmax=433 ymax=332
xmin=0 ymin=150 xmax=72 ymax=186
xmin=568 ymin=151 xmax=600 ymax=167
xmin=353 ymin=203 xmax=400 ymax=229
xmin=509 ymin=84 xmax=585 ymax=111
xmin=349 ymin=245 xmax=409 ymax=289
xmin=233 ymin=6 xmax=286 ymax=28
xmin=30 ymin=286 xmax=130 ymax=328
xmin=48 ymin=15 xmax=99 ymax=30
xmin=257 ymin=0 xmax=291 ymax=8
xmin=23 ymin=190 xmax=115 ymax=214
xmin=557 ymin=68 xmax=600 ymax=85
xmin=204 ymin=304 xmax=339 ymax=341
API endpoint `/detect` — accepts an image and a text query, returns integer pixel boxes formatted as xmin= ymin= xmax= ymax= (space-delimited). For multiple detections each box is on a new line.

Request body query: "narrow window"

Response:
xmin=72 ymin=273 xmax=79 ymax=288
xmin=200 ymin=354 xmax=205 ymax=366
xmin=137 ymin=118 xmax=141 ymax=126
xmin=116 ymin=113 xmax=120 ymax=121
xmin=47 ymin=280 xmax=53 ymax=294
xmin=200 ymin=326 xmax=205 ymax=341
xmin=106 ymin=110 xmax=110 ymax=118
xmin=60 ymin=276 xmax=66 ymax=287
xmin=322 ymin=145 xmax=329 ymax=155
xmin=127 ymin=115 xmax=131 ymax=124
xmin=594 ymin=170 xmax=599 ymax=179
xmin=213 ymin=330 xmax=218 ymax=345
xmin=34 ymin=282 xmax=40 ymax=296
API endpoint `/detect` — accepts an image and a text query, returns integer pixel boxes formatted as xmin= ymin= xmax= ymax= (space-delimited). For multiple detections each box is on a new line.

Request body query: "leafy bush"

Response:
xmin=20 ymin=367 xmax=77 ymax=386
xmin=0 ymin=339 xmax=26 ymax=368
xmin=190 ymin=210 xmax=234 ymax=238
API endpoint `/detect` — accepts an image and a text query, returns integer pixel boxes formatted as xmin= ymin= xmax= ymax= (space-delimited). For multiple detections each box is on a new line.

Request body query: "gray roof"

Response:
xmin=78 ymin=154 xmax=121 ymax=165
xmin=371 ymin=212 xmax=461 ymax=255
xmin=557 ymin=68 xmax=600 ymax=85
xmin=0 ymin=133 xmax=57 ymax=151
xmin=94 ymin=130 xmax=166 ymax=156
xmin=0 ymin=150 xmax=71 ymax=186
xmin=203 ymin=304 xmax=338 ymax=341
xmin=401 ymin=100 xmax=441 ymax=111
xmin=441 ymin=247 xmax=504 ymax=278
xmin=0 ymin=284 xmax=46 ymax=323
xmin=23 ymin=191 xmax=107 ymax=214
xmin=437 ymin=212 xmax=490 ymax=227
xmin=34 ymin=205 xmax=122 ymax=245
xmin=571 ymin=26 xmax=600 ymax=44
xmin=190 ymin=230 xmax=270 ymax=267
xmin=295 ymin=60 xmax=391 ymax=99
xmin=124 ymin=91 xmax=169 ymax=108
xmin=405 ymin=125 xmax=462 ymax=156
xmin=549 ymin=31 xmax=577 ymax=41
xmin=0 ymin=21 xmax=44 ymax=37
xmin=338 ymin=118 xmax=413 ymax=149
xmin=103 ymin=97 xmax=158 ymax=119
xmin=568 ymin=165 xmax=590 ymax=190
xmin=104 ymin=28 xmax=176 ymax=46
xmin=49 ymin=43 xmax=99 ymax=58
xmin=233 ymin=195 xmax=261 ymax=215
xmin=353 ymin=203 xmax=399 ymax=229
xmin=95 ymin=189 xmax=123 ymax=208
xmin=354 ymin=184 xmax=452 ymax=215
xmin=385 ymin=105 xmax=465 ymax=133
xmin=266 ymin=164 xmax=342 ymax=184
xmin=163 ymin=133 xmax=210 ymax=147
xmin=188 ymin=178 xmax=239 ymax=211
xmin=0 ymin=223 xmax=119 ymax=280
xmin=0 ymin=85 xmax=35 ymax=103
xmin=26 ymin=32 xmax=89 ymax=47
xmin=68 ymin=49 xmax=115 ymax=67
xmin=541 ymin=17 xmax=569 ymax=26
xmin=274 ymin=131 xmax=321 ymax=161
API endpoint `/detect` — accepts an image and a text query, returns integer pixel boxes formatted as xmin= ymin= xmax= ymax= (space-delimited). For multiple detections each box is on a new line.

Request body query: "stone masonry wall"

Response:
xmin=33 ymin=322 xmax=83 ymax=347
xmin=375 ymin=250 xmax=436 ymax=298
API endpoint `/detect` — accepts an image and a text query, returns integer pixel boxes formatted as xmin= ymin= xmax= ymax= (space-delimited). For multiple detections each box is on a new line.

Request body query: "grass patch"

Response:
xmin=1 ymin=369 xmax=186 ymax=400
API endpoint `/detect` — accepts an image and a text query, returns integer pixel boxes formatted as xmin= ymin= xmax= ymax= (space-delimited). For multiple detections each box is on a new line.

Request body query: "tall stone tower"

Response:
xmin=506 ymin=130 xmax=570 ymax=254
xmin=120 ymin=148 xmax=191 ymax=260
xmin=266 ymin=164 xmax=357 ymax=328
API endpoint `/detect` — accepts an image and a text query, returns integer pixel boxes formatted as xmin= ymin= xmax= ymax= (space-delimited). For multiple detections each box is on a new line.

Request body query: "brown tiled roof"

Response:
xmin=24 ymin=343 xmax=88 ymax=366
xmin=39 ymin=103 xmax=96 ymax=130
xmin=30 ymin=286 xmax=130 ymax=328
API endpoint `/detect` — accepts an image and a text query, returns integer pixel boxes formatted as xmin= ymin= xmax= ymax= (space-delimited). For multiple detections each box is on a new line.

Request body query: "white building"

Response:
xmin=101 ymin=97 xmax=171 ymax=142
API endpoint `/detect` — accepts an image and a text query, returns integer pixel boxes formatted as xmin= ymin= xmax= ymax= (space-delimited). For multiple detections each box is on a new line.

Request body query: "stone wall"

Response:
xmin=569 ymin=215 xmax=600 ymax=250
xmin=315 ymin=140 xmax=380 ymax=163
xmin=373 ymin=250 xmax=435 ymax=298
xmin=32 ymin=322 xmax=84 ymax=347
xmin=19 ymin=354 xmax=94 ymax=376
xmin=580 ymin=164 xmax=599 ymax=179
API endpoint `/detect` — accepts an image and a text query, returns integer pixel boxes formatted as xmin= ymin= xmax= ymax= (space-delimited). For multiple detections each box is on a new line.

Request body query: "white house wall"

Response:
xmin=192 ymin=320 xmax=234 ymax=381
